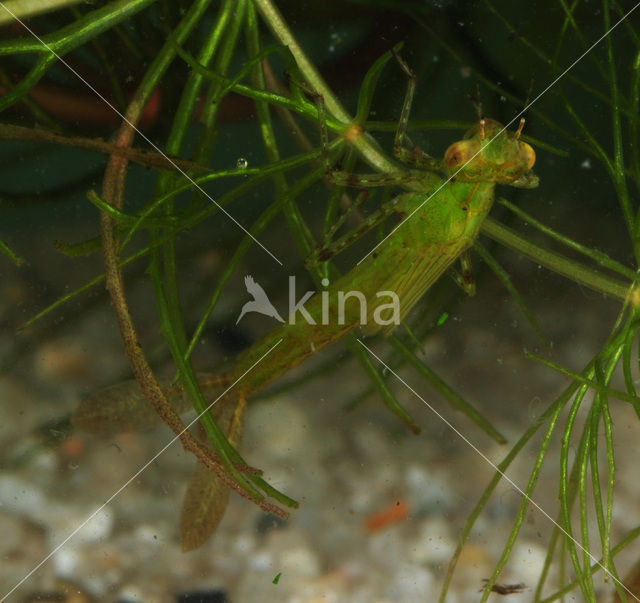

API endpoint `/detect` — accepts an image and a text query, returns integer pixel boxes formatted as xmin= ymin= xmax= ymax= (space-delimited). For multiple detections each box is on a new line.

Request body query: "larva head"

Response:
xmin=443 ymin=118 xmax=538 ymax=188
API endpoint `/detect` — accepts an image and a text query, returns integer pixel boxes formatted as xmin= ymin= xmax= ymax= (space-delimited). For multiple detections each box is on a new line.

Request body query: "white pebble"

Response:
xmin=48 ymin=505 xmax=114 ymax=549
xmin=409 ymin=518 xmax=455 ymax=565
xmin=247 ymin=399 xmax=311 ymax=460
xmin=279 ymin=545 xmax=320 ymax=577
xmin=0 ymin=475 xmax=45 ymax=514
xmin=405 ymin=464 xmax=454 ymax=512
xmin=51 ymin=547 xmax=80 ymax=577
xmin=509 ymin=540 xmax=548 ymax=584
xmin=249 ymin=549 xmax=274 ymax=571
xmin=387 ymin=562 xmax=435 ymax=600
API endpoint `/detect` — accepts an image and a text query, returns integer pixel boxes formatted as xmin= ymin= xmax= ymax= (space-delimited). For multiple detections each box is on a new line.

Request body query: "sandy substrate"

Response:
xmin=1 ymin=246 xmax=639 ymax=603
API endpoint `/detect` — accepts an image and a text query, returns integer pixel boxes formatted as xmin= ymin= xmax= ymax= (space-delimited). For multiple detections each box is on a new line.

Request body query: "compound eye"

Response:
xmin=520 ymin=141 xmax=536 ymax=170
xmin=444 ymin=140 xmax=474 ymax=168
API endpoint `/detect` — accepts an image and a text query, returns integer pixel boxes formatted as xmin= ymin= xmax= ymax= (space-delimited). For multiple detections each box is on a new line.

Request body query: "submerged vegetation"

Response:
xmin=1 ymin=0 xmax=640 ymax=600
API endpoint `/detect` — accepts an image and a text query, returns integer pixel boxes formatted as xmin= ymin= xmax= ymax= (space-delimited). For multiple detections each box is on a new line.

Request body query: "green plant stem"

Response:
xmin=94 ymin=0 xmax=287 ymax=517
xmin=389 ymin=335 xmax=506 ymax=442
xmin=0 ymin=0 xmax=85 ymax=24
xmin=630 ymin=52 xmax=640 ymax=198
xmin=253 ymin=0 xmax=401 ymax=176
xmin=349 ymin=337 xmax=421 ymax=434
xmin=149 ymin=0 xmax=242 ymax=473
xmin=192 ymin=0 xmax=246 ymax=165
xmin=0 ymin=238 xmax=24 ymax=266
xmin=479 ymin=398 xmax=566 ymax=601
xmin=183 ymin=166 xmax=326 ymax=364
xmin=498 ymin=198 xmax=636 ymax=280
xmin=21 ymin=147 xmax=326 ymax=331
xmin=538 ymin=527 xmax=640 ymax=602
xmin=439 ymin=384 xmax=572 ymax=601
xmin=603 ymin=0 xmax=635 ymax=261
xmin=481 ymin=217 xmax=631 ymax=301
xmin=525 ymin=353 xmax=640 ymax=407
xmin=0 ymin=0 xmax=157 ymax=111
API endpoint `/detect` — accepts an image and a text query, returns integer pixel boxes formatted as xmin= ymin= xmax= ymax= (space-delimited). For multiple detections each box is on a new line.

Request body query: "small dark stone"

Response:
xmin=176 ymin=589 xmax=228 ymax=603
xmin=212 ymin=324 xmax=251 ymax=353
xmin=255 ymin=512 xmax=287 ymax=534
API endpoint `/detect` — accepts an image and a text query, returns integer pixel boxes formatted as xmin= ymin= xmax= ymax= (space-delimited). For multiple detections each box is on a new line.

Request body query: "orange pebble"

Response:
xmin=365 ymin=499 xmax=409 ymax=532
xmin=61 ymin=435 xmax=86 ymax=460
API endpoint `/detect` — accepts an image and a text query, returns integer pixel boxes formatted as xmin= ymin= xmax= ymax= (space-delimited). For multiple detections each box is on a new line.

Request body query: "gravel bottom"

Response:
xmin=1 ymin=262 xmax=639 ymax=603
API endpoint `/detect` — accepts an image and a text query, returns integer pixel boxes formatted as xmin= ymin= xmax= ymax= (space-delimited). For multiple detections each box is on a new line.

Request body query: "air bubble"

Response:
xmin=236 ymin=157 xmax=248 ymax=169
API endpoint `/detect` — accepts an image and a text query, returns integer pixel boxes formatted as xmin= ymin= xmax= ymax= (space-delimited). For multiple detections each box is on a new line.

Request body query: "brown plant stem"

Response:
xmin=98 ymin=98 xmax=286 ymax=519
xmin=0 ymin=123 xmax=210 ymax=173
